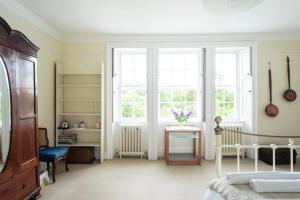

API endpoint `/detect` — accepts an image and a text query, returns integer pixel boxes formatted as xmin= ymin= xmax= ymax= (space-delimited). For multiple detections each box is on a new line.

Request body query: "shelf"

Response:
xmin=60 ymin=128 xmax=101 ymax=132
xmin=56 ymin=113 xmax=100 ymax=116
xmin=58 ymin=98 xmax=100 ymax=102
xmin=170 ymin=134 xmax=199 ymax=139
xmin=169 ymin=153 xmax=198 ymax=161
xmin=57 ymin=142 xmax=100 ymax=147
xmin=57 ymin=73 xmax=101 ymax=76
xmin=56 ymin=85 xmax=101 ymax=87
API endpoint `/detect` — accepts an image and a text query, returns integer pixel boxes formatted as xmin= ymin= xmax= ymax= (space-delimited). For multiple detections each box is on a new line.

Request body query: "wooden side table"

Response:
xmin=164 ymin=126 xmax=202 ymax=165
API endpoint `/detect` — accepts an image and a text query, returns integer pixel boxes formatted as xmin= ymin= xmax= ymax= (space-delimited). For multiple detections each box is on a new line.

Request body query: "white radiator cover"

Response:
xmin=221 ymin=123 xmax=244 ymax=157
xmin=119 ymin=124 xmax=145 ymax=158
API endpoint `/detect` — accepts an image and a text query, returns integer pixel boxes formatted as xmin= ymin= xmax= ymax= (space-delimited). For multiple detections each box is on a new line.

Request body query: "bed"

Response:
xmin=204 ymin=176 xmax=300 ymax=200
xmin=204 ymin=116 xmax=300 ymax=200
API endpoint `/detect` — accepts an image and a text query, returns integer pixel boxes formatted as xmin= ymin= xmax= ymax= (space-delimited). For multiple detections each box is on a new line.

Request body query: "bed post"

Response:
xmin=215 ymin=116 xmax=223 ymax=178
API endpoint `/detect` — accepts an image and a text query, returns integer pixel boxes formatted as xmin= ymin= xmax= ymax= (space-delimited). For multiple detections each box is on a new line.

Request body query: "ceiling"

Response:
xmin=13 ymin=0 xmax=300 ymax=37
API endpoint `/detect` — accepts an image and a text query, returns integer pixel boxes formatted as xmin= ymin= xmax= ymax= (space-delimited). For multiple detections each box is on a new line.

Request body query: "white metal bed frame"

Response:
xmin=214 ymin=116 xmax=300 ymax=178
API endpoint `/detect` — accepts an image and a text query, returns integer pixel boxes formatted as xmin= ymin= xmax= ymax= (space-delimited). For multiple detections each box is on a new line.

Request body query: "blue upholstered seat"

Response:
xmin=39 ymin=147 xmax=70 ymax=160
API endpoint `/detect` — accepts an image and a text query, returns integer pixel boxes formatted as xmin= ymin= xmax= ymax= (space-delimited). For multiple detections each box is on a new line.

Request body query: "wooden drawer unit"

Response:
xmin=15 ymin=168 xmax=38 ymax=200
xmin=0 ymin=180 xmax=15 ymax=200
xmin=68 ymin=147 xmax=95 ymax=164
xmin=0 ymin=17 xmax=40 ymax=199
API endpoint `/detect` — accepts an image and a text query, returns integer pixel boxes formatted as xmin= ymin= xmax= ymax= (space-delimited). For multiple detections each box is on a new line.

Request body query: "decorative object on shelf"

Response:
xmin=95 ymin=118 xmax=100 ymax=129
xmin=72 ymin=123 xmax=79 ymax=129
xmin=59 ymin=120 xmax=69 ymax=129
xmin=79 ymin=121 xmax=85 ymax=128
xmin=171 ymin=109 xmax=192 ymax=126
xmin=283 ymin=56 xmax=297 ymax=102
xmin=265 ymin=62 xmax=279 ymax=118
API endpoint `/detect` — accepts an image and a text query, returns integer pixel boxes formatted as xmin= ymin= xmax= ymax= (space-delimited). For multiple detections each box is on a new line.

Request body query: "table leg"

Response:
xmin=198 ymin=131 xmax=201 ymax=165
xmin=193 ymin=134 xmax=196 ymax=155
xmin=165 ymin=130 xmax=169 ymax=164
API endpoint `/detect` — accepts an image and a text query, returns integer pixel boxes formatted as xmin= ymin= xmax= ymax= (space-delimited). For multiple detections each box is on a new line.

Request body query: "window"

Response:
xmin=158 ymin=48 xmax=203 ymax=121
xmin=215 ymin=47 xmax=251 ymax=121
xmin=113 ymin=48 xmax=147 ymax=121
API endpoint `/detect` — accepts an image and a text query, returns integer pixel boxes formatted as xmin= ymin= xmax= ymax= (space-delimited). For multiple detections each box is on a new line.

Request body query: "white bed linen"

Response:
xmin=226 ymin=171 xmax=300 ymax=184
xmin=207 ymin=177 xmax=300 ymax=200
xmin=250 ymin=179 xmax=300 ymax=193
xmin=203 ymin=189 xmax=224 ymax=200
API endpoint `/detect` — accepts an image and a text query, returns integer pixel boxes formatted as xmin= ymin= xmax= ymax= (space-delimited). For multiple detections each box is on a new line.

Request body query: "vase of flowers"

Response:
xmin=171 ymin=109 xmax=192 ymax=126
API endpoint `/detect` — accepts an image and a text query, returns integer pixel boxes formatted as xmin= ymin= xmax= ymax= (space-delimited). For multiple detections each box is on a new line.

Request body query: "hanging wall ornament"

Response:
xmin=265 ymin=62 xmax=279 ymax=117
xmin=283 ymin=56 xmax=297 ymax=102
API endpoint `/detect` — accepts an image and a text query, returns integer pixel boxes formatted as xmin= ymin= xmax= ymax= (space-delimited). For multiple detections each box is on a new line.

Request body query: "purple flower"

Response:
xmin=180 ymin=111 xmax=184 ymax=116
xmin=186 ymin=111 xmax=192 ymax=117
xmin=171 ymin=109 xmax=178 ymax=117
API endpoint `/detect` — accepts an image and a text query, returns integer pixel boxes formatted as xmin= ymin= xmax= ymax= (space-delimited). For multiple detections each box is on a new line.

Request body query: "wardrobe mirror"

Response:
xmin=0 ymin=56 xmax=11 ymax=172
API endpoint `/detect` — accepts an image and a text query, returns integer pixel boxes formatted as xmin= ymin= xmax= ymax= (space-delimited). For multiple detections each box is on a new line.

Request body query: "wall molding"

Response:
xmin=62 ymin=32 xmax=300 ymax=43
xmin=0 ymin=0 xmax=61 ymax=40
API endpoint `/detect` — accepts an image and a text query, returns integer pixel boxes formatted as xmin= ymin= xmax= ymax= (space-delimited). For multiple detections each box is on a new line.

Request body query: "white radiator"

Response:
xmin=221 ymin=124 xmax=245 ymax=157
xmin=119 ymin=125 xmax=145 ymax=159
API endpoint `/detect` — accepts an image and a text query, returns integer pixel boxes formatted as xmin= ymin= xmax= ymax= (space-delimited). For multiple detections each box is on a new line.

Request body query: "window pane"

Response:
xmin=121 ymin=71 xmax=134 ymax=85
xmin=215 ymin=54 xmax=236 ymax=86
xmin=186 ymin=89 xmax=197 ymax=102
xmin=174 ymin=102 xmax=185 ymax=110
xmin=134 ymin=55 xmax=146 ymax=71
xmin=160 ymin=89 xmax=171 ymax=102
xmin=186 ymin=103 xmax=197 ymax=118
xmin=215 ymin=87 xmax=235 ymax=119
xmin=134 ymin=71 xmax=146 ymax=85
xmin=122 ymin=103 xmax=133 ymax=118
xmin=121 ymin=88 xmax=146 ymax=119
xmin=160 ymin=103 xmax=171 ymax=118
xmin=134 ymin=103 xmax=145 ymax=118
xmin=158 ymin=48 xmax=202 ymax=120
xmin=173 ymin=89 xmax=185 ymax=102
xmin=172 ymin=55 xmax=185 ymax=70
xmin=121 ymin=55 xmax=134 ymax=70
xmin=185 ymin=55 xmax=198 ymax=71
xmin=116 ymin=48 xmax=147 ymax=120
xmin=159 ymin=55 xmax=172 ymax=70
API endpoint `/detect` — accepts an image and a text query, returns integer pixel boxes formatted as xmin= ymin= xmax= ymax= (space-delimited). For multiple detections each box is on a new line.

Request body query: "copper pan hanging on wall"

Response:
xmin=265 ymin=62 xmax=279 ymax=117
xmin=283 ymin=56 xmax=297 ymax=102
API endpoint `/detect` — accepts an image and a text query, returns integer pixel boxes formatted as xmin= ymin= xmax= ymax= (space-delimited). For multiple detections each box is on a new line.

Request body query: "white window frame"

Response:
xmin=157 ymin=48 xmax=204 ymax=122
xmin=215 ymin=49 xmax=241 ymax=121
xmin=113 ymin=48 xmax=148 ymax=122
xmin=106 ymin=41 xmax=258 ymax=161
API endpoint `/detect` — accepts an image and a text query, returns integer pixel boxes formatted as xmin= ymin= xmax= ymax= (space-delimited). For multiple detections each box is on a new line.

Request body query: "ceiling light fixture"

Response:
xmin=203 ymin=0 xmax=264 ymax=15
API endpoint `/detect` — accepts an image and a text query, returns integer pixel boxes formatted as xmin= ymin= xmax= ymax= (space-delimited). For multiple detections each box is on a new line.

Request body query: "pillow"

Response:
xmin=226 ymin=171 xmax=300 ymax=184
xmin=250 ymin=179 xmax=300 ymax=193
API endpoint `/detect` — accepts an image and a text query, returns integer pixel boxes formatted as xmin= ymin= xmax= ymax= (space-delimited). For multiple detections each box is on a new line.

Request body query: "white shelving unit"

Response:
xmin=54 ymin=63 xmax=105 ymax=163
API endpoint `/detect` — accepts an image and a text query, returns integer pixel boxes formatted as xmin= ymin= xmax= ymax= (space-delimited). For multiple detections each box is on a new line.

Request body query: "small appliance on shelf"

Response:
xmin=58 ymin=120 xmax=69 ymax=129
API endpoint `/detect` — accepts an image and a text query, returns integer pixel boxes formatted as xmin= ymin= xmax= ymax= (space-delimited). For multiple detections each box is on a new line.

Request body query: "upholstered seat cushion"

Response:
xmin=39 ymin=147 xmax=70 ymax=159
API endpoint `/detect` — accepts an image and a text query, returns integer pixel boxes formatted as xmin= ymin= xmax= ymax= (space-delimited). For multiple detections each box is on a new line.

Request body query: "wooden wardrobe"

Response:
xmin=0 ymin=17 xmax=40 ymax=199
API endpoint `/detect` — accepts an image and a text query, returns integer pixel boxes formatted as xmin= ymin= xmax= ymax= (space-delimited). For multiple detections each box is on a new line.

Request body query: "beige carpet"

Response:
xmin=40 ymin=158 xmax=300 ymax=200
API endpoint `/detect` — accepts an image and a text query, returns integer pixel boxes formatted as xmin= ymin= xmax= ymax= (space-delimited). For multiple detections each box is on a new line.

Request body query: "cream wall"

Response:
xmin=0 ymin=5 xmax=62 ymax=145
xmin=61 ymin=42 xmax=106 ymax=74
xmin=257 ymin=41 xmax=300 ymax=144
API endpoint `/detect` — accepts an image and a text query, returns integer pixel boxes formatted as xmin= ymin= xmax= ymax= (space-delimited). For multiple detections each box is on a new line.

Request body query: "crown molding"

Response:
xmin=1 ymin=0 xmax=299 ymax=43
xmin=62 ymin=32 xmax=300 ymax=43
xmin=0 ymin=0 xmax=61 ymax=40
